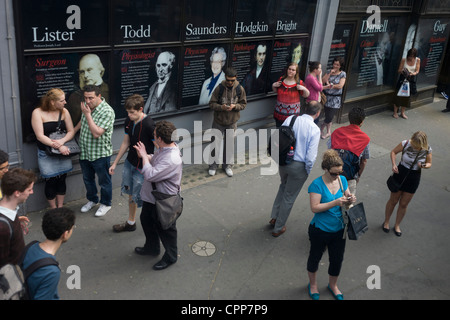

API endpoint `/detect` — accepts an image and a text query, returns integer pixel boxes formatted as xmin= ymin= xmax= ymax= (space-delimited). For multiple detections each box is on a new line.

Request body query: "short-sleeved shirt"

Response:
xmin=79 ymin=98 xmax=115 ymax=161
xmin=22 ymin=242 xmax=60 ymax=300
xmin=308 ymin=176 xmax=348 ymax=233
xmin=324 ymin=71 xmax=346 ymax=109
xmin=400 ymin=140 xmax=432 ymax=171
xmin=124 ymin=115 xmax=155 ymax=168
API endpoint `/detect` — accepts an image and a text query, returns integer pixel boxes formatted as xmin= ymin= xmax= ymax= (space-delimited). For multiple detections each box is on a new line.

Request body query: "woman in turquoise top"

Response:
xmin=306 ymin=150 xmax=355 ymax=300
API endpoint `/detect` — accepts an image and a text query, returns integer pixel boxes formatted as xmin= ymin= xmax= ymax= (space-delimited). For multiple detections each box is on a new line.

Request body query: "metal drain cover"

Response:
xmin=192 ymin=241 xmax=216 ymax=257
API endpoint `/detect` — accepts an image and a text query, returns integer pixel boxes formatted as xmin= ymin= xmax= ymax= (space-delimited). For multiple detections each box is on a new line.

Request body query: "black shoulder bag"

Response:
xmin=46 ymin=111 xmax=80 ymax=157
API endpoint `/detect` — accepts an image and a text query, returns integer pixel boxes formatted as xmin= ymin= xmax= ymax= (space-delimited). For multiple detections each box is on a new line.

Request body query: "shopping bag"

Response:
xmin=346 ymin=202 xmax=368 ymax=240
xmin=397 ymin=80 xmax=410 ymax=97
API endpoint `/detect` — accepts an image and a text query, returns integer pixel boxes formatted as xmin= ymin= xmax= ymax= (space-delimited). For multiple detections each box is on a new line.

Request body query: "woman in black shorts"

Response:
xmin=383 ymin=131 xmax=432 ymax=236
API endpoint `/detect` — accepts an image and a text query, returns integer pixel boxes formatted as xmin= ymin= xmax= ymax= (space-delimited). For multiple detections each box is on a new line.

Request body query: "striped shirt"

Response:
xmin=79 ymin=98 xmax=115 ymax=161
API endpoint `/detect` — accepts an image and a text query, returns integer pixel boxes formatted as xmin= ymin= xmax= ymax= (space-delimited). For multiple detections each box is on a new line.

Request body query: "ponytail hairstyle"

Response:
xmin=39 ymin=88 xmax=65 ymax=112
xmin=308 ymin=61 xmax=321 ymax=73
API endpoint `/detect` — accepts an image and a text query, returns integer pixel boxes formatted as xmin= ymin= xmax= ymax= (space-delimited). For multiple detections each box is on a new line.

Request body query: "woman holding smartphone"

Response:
xmin=383 ymin=131 xmax=431 ymax=236
xmin=306 ymin=150 xmax=355 ymax=300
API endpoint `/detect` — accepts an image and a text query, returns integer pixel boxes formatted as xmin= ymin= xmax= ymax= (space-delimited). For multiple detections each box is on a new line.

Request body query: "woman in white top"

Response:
xmin=383 ymin=131 xmax=432 ymax=236
xmin=393 ymin=48 xmax=420 ymax=119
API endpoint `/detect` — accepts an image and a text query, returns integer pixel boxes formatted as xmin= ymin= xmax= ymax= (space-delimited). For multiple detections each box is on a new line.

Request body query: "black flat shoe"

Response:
xmin=393 ymin=229 xmax=402 ymax=237
xmin=134 ymin=247 xmax=160 ymax=256
xmin=382 ymin=224 xmax=390 ymax=233
xmin=153 ymin=260 xmax=175 ymax=270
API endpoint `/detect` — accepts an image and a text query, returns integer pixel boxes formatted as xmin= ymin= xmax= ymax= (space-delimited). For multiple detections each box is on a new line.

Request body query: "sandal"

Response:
xmin=392 ymin=114 xmax=399 ymax=119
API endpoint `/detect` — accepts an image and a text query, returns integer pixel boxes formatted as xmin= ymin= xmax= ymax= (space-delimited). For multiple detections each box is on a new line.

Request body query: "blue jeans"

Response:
xmin=79 ymin=156 xmax=112 ymax=206
xmin=121 ymin=159 xmax=143 ymax=207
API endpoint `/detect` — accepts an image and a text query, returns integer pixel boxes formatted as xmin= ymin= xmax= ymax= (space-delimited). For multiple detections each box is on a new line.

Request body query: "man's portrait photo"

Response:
xmin=242 ymin=43 xmax=269 ymax=95
xmin=143 ymin=51 xmax=177 ymax=114
xmin=67 ymin=53 xmax=110 ymax=126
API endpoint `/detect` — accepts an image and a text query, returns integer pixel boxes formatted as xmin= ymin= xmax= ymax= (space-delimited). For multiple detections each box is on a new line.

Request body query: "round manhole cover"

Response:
xmin=192 ymin=241 xmax=216 ymax=257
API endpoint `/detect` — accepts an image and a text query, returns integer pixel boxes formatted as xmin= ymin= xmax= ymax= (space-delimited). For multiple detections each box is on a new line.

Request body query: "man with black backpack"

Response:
xmin=328 ymin=107 xmax=370 ymax=196
xmin=269 ymin=102 xmax=321 ymax=237
xmin=208 ymin=67 xmax=247 ymax=177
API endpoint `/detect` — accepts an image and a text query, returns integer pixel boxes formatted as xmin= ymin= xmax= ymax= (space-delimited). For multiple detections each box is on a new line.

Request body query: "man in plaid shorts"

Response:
xmin=75 ymin=85 xmax=115 ymax=217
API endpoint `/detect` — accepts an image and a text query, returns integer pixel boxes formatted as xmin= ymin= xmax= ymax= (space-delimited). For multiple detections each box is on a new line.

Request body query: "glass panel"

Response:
xmin=183 ymin=0 xmax=232 ymax=41
xmin=180 ymin=44 xmax=230 ymax=107
xmin=269 ymin=37 xmax=309 ymax=84
xmin=18 ymin=0 xmax=109 ymax=50
xmin=346 ymin=16 xmax=408 ymax=99
xmin=113 ymin=0 xmax=182 ymax=45
xmin=231 ymin=41 xmax=272 ymax=96
xmin=113 ymin=48 xmax=179 ymax=116
xmin=234 ymin=0 xmax=274 ymax=38
xmin=275 ymin=0 xmax=317 ymax=35
xmin=414 ymin=18 xmax=450 ymax=88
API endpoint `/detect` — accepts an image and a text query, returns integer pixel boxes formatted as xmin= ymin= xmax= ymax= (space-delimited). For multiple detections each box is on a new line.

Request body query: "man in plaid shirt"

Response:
xmin=75 ymin=85 xmax=115 ymax=217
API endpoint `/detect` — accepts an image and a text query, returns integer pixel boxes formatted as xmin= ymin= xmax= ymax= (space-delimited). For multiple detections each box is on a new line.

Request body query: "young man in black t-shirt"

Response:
xmin=109 ymin=94 xmax=155 ymax=232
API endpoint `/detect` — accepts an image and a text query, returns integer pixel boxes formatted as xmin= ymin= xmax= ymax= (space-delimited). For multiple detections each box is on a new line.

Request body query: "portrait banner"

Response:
xmin=181 ymin=45 xmax=230 ymax=107
xmin=232 ymin=41 xmax=272 ymax=96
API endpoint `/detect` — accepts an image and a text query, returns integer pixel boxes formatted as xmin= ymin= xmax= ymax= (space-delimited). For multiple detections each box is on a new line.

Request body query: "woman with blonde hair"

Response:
xmin=383 ymin=131 xmax=432 ymax=236
xmin=31 ymin=88 xmax=75 ymax=208
xmin=306 ymin=150 xmax=356 ymax=300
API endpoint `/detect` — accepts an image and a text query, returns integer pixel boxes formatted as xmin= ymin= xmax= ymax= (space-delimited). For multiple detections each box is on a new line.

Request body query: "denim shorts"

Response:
xmin=37 ymin=149 xmax=73 ymax=179
xmin=121 ymin=159 xmax=144 ymax=207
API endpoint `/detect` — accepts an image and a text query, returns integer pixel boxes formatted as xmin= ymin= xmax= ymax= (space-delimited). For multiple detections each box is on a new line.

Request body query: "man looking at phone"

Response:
xmin=75 ymin=85 xmax=115 ymax=217
xmin=208 ymin=67 xmax=247 ymax=177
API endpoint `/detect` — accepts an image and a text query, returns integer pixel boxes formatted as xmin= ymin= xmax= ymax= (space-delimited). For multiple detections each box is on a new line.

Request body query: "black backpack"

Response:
xmin=268 ymin=116 xmax=297 ymax=166
xmin=334 ymin=149 xmax=360 ymax=180
xmin=0 ymin=219 xmax=59 ymax=300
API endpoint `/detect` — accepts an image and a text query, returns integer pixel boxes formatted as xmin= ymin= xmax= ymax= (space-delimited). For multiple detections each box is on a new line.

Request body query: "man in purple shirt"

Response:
xmin=133 ymin=121 xmax=182 ymax=270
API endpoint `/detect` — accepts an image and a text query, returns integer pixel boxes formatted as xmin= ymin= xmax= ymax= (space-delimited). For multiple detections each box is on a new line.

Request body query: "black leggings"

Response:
xmin=307 ymin=224 xmax=346 ymax=277
xmin=44 ymin=174 xmax=67 ymax=200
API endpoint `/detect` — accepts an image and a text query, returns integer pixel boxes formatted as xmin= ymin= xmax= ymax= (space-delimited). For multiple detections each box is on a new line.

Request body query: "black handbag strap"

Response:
xmin=398 ymin=141 xmax=421 ymax=187
xmin=55 ymin=110 xmax=63 ymax=132
xmin=151 ymin=182 xmax=180 ymax=194
xmin=338 ymin=176 xmax=349 ymax=239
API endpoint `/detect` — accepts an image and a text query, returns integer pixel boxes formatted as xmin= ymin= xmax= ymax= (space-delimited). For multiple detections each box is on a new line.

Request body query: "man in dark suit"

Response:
xmin=242 ymin=44 xmax=269 ymax=96
xmin=144 ymin=51 xmax=177 ymax=114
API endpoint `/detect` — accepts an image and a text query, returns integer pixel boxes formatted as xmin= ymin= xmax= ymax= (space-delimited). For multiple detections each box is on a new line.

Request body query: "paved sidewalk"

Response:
xmin=25 ymin=98 xmax=450 ymax=301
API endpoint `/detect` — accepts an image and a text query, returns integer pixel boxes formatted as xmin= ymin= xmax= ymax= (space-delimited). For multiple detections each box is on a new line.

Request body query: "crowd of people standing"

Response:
xmin=0 ymin=51 xmax=435 ymax=300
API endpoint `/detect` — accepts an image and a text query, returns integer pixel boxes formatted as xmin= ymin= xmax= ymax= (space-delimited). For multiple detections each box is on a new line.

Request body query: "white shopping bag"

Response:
xmin=397 ymin=80 xmax=410 ymax=97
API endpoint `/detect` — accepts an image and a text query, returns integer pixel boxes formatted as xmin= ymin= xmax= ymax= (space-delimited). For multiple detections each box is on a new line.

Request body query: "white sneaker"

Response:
xmin=208 ymin=169 xmax=216 ymax=176
xmin=95 ymin=204 xmax=111 ymax=217
xmin=81 ymin=201 xmax=97 ymax=213
xmin=225 ymin=167 xmax=233 ymax=177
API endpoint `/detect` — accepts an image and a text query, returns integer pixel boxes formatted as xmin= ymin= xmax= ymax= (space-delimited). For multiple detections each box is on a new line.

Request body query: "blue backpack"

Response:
xmin=335 ymin=149 xmax=360 ymax=180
